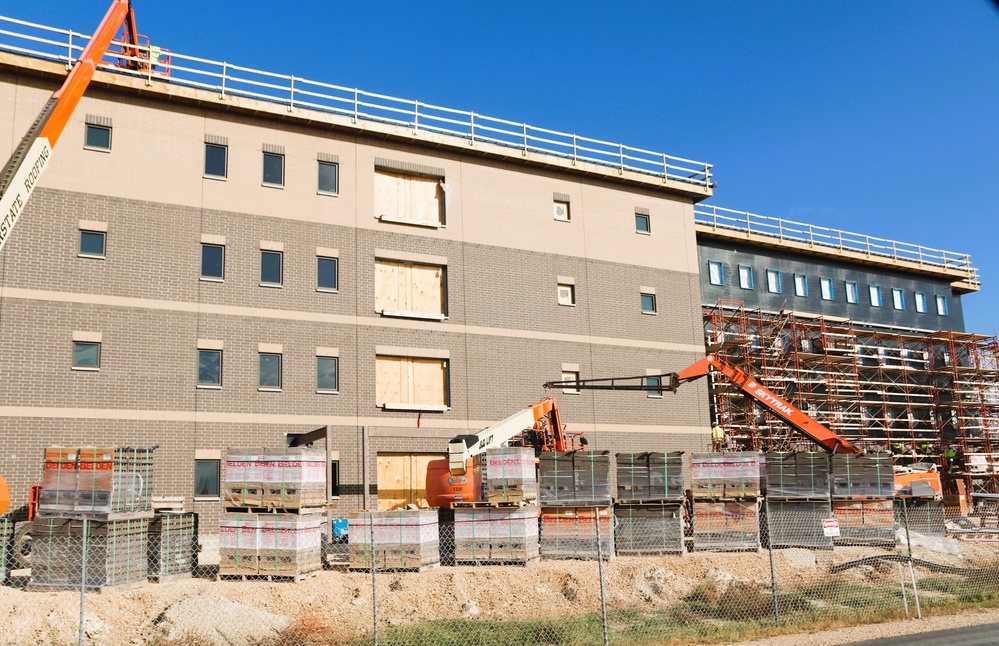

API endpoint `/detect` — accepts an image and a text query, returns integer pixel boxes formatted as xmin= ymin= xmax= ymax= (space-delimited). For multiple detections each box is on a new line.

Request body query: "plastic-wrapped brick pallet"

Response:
xmin=615 ymin=451 xmax=684 ymax=501
xmin=38 ymin=446 xmax=154 ymax=518
xmin=830 ymin=452 xmax=895 ymax=545
xmin=148 ymin=512 xmax=196 ymax=582
xmin=454 ymin=506 xmax=539 ymax=564
xmin=483 ymin=447 xmax=537 ymax=503
xmin=223 ymin=447 xmax=265 ymax=508
xmin=219 ymin=512 xmax=260 ymax=575
xmin=540 ymin=506 xmax=613 ymax=561
xmin=0 ymin=517 xmax=11 ymax=582
xmin=765 ymin=452 xmax=830 ymax=499
xmin=29 ymin=517 xmax=148 ymax=590
xmin=257 ymin=513 xmax=323 ymax=577
xmin=691 ymin=452 xmax=764 ymax=501
xmin=539 ymin=450 xmax=611 ymax=504
xmin=830 ymin=452 xmax=894 ymax=498
xmin=692 ymin=500 xmax=761 ymax=551
xmin=348 ymin=510 xmax=439 ymax=571
xmin=614 ymin=504 xmax=684 ymax=555
xmin=764 ymin=500 xmax=834 ymax=549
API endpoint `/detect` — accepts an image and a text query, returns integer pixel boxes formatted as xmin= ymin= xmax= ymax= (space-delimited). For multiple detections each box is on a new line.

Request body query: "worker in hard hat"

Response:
xmin=711 ymin=423 xmax=727 ymax=451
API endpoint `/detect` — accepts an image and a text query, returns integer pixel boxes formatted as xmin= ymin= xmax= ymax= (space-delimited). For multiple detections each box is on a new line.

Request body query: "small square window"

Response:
xmin=708 ymin=261 xmax=724 ymax=286
xmin=198 ymin=349 xmax=222 ymax=386
xmin=318 ymin=161 xmax=339 ymax=195
xmin=317 ymin=356 xmax=339 ymax=393
xmin=557 ymin=283 xmax=576 ymax=306
xmin=84 ymin=124 xmax=111 ymax=151
xmin=870 ymin=285 xmax=882 ymax=307
xmin=820 ymin=277 xmax=834 ymax=301
xmin=194 ymin=459 xmax=220 ymax=497
xmin=201 ymin=244 xmax=224 ymax=280
xmin=553 ymin=200 xmax=570 ymax=222
xmin=263 ymin=152 xmax=285 ymax=187
xmin=738 ymin=265 xmax=754 ymax=290
xmin=936 ymin=294 xmax=949 ymax=316
xmin=318 ymin=256 xmax=339 ymax=292
xmin=644 ymin=376 xmax=663 ymax=398
xmin=72 ymin=341 xmax=100 ymax=370
xmin=766 ymin=269 xmax=781 ymax=294
xmin=204 ymin=144 xmax=227 ymax=179
xmin=892 ymin=288 xmax=905 ymax=310
xmin=261 ymin=250 xmax=283 ymax=286
xmin=79 ymin=230 xmax=106 ymax=257
xmin=641 ymin=292 xmax=657 ymax=314
xmin=794 ymin=274 xmax=808 ymax=297
xmin=846 ymin=281 xmax=859 ymax=304
xmin=915 ymin=291 xmax=927 ymax=313
xmin=259 ymin=353 xmax=282 ymax=390
xmin=635 ymin=213 xmax=651 ymax=234
xmin=561 ymin=370 xmax=580 ymax=394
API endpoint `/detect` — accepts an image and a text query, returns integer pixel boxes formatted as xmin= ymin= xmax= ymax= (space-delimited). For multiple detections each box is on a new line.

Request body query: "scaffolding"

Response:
xmin=703 ymin=301 xmax=999 ymax=493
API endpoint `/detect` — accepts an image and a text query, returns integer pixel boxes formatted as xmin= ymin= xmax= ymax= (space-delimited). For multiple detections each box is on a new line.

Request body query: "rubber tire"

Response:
xmin=12 ymin=523 xmax=31 ymax=569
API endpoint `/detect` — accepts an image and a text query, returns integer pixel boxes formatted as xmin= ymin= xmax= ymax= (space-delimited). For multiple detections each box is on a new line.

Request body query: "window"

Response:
xmin=84 ymin=124 xmax=111 ymax=151
xmin=375 ymin=354 xmax=450 ymax=410
xmin=79 ymin=230 xmax=106 ymax=258
xmin=317 ymin=356 xmax=339 ymax=393
xmin=201 ymin=244 xmax=224 ymax=280
xmin=557 ymin=283 xmax=576 ymax=306
xmin=846 ymin=281 xmax=859 ymax=304
xmin=375 ymin=259 xmax=447 ymax=319
xmin=641 ymin=292 xmax=657 ymax=314
xmin=263 ymin=152 xmax=285 ymax=187
xmin=794 ymin=274 xmax=808 ymax=297
xmin=259 ymin=353 xmax=282 ymax=390
xmin=561 ymin=370 xmax=580 ymax=394
xmin=915 ymin=291 xmax=928 ymax=313
xmin=317 ymin=256 xmax=339 ymax=292
xmin=553 ymin=200 xmax=570 ymax=222
xmin=330 ymin=460 xmax=341 ymax=498
xmin=936 ymin=294 xmax=949 ymax=316
xmin=72 ymin=342 xmax=100 ymax=370
xmin=374 ymin=168 xmax=445 ymax=227
xmin=204 ymin=144 xmax=227 ymax=179
xmin=738 ymin=265 xmax=754 ymax=290
xmin=261 ymin=250 xmax=283 ymax=286
xmin=318 ymin=161 xmax=339 ymax=195
xmin=635 ymin=213 xmax=651 ymax=234
xmin=820 ymin=277 xmax=834 ymax=301
xmin=892 ymin=288 xmax=905 ymax=310
xmin=198 ymin=350 xmax=222 ymax=387
xmin=194 ymin=459 xmax=220 ymax=497
xmin=708 ymin=261 xmax=724 ymax=286
xmin=644 ymin=376 xmax=662 ymax=399
xmin=766 ymin=269 xmax=781 ymax=294
xmin=869 ymin=285 xmax=882 ymax=307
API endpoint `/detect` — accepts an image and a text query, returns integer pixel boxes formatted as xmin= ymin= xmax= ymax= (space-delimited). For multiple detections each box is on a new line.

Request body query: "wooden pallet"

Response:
xmin=348 ymin=562 xmax=440 ymax=573
xmin=451 ymin=500 xmax=535 ymax=509
xmin=221 ymin=504 xmax=331 ymax=514
xmin=216 ymin=569 xmax=320 ymax=583
xmin=26 ymin=579 xmax=147 ymax=594
xmin=36 ymin=509 xmax=155 ymax=521
xmin=454 ymin=556 xmax=540 ymax=567
xmin=147 ymin=572 xmax=193 ymax=584
xmin=615 ymin=549 xmax=684 ymax=556
xmin=765 ymin=497 xmax=831 ymax=503
xmin=616 ymin=498 xmax=685 ymax=506
xmin=539 ymin=500 xmax=613 ymax=508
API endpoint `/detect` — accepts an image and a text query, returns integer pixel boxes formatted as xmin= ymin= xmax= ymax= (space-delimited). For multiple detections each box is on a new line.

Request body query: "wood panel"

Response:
xmin=412 ymin=358 xmax=446 ymax=406
xmin=375 ymin=355 xmax=405 ymax=406
xmin=377 ymin=453 xmax=442 ymax=510
xmin=411 ymin=264 xmax=443 ymax=314
xmin=374 ymin=170 xmax=441 ymax=224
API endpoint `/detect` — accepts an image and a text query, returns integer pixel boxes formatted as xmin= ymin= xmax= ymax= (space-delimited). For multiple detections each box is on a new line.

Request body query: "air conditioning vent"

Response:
xmin=557 ymin=285 xmax=574 ymax=305
xmin=553 ymin=201 xmax=570 ymax=221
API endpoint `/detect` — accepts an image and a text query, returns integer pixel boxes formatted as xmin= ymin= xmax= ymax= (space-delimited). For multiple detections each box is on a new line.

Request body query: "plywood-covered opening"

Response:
xmin=374 ymin=169 xmax=444 ymax=225
xmin=377 ymin=452 xmax=442 ymax=510
xmin=375 ymin=260 xmax=446 ymax=317
xmin=375 ymin=355 xmax=449 ymax=410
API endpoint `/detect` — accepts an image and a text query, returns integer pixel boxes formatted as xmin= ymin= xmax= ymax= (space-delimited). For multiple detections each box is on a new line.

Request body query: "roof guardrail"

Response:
xmin=694 ymin=204 xmax=979 ymax=289
xmin=0 ymin=15 xmax=713 ymax=188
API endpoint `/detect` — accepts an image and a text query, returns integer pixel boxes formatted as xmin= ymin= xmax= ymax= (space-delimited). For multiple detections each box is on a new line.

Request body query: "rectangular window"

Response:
xmin=375 ymin=259 xmax=447 ymax=319
xmin=644 ymin=376 xmax=662 ymax=399
xmin=892 ymin=288 xmax=905 ymax=310
xmin=869 ymin=285 xmax=882 ymax=307
xmin=330 ymin=460 xmax=341 ymax=498
xmin=317 ymin=356 xmax=339 ymax=393
xmin=846 ymin=281 xmax=859 ymax=304
xmin=915 ymin=291 xmax=927 ymax=313
xmin=738 ymin=265 xmax=754 ymax=290
xmin=820 ymin=277 xmax=834 ymax=301
xmin=317 ymin=256 xmax=339 ymax=292
xmin=553 ymin=200 xmax=571 ymax=222
xmin=374 ymin=169 xmax=444 ymax=227
xmin=561 ymin=370 xmax=580 ymax=395
xmin=794 ymin=274 xmax=808 ymax=297
xmin=198 ymin=350 xmax=222 ymax=387
xmin=641 ymin=292 xmax=657 ymax=314
xmin=84 ymin=124 xmax=111 ymax=151
xmin=260 ymin=250 xmax=283 ymax=286
xmin=262 ymin=152 xmax=285 ymax=187
xmin=936 ymin=294 xmax=949 ymax=316
xmin=194 ymin=459 xmax=220 ymax=497
xmin=72 ymin=342 xmax=100 ymax=370
xmin=79 ymin=230 xmax=106 ymax=258
xmin=766 ymin=269 xmax=781 ymax=294
xmin=375 ymin=355 xmax=450 ymax=410
xmin=557 ymin=283 xmax=576 ymax=306
xmin=201 ymin=244 xmax=224 ymax=281
xmin=204 ymin=144 xmax=227 ymax=179
xmin=635 ymin=213 xmax=651 ymax=233
xmin=259 ymin=353 xmax=282 ymax=390
xmin=708 ymin=261 xmax=724 ymax=286
xmin=318 ymin=161 xmax=339 ymax=195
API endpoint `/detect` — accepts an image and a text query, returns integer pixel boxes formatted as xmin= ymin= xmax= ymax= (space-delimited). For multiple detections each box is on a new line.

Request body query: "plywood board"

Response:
xmin=375 ymin=260 xmax=404 ymax=312
xmin=412 ymin=358 xmax=446 ymax=406
xmin=377 ymin=453 xmax=441 ymax=510
xmin=375 ymin=356 xmax=406 ymax=406
xmin=374 ymin=170 xmax=441 ymax=224
xmin=411 ymin=264 xmax=443 ymax=314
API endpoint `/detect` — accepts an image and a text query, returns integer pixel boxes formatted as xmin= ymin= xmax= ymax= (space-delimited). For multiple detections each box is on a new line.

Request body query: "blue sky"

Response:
xmin=11 ymin=1 xmax=999 ymax=331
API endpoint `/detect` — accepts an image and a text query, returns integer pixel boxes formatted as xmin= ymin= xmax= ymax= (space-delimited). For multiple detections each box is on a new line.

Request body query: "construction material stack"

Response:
xmin=764 ymin=452 xmax=833 ymax=549
xmin=830 ymin=452 xmax=895 ymax=546
xmin=691 ymin=452 xmax=763 ymax=551
xmin=0 ymin=516 xmax=11 ymax=582
xmin=147 ymin=512 xmax=197 ymax=582
xmin=219 ymin=447 xmax=326 ymax=580
xmin=614 ymin=452 xmax=685 ymax=555
xmin=30 ymin=446 xmax=154 ymax=591
xmin=539 ymin=450 xmax=613 ymax=561
xmin=347 ymin=510 xmax=439 ymax=571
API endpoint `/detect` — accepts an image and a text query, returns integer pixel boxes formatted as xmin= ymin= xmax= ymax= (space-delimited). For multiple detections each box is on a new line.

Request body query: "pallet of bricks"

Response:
xmin=453 ymin=447 xmax=539 ymax=565
xmin=615 ymin=452 xmax=685 ymax=555
xmin=148 ymin=512 xmax=197 ymax=583
xmin=691 ymin=452 xmax=762 ymax=552
xmin=219 ymin=447 xmax=326 ymax=580
xmin=0 ymin=516 xmax=11 ymax=583
xmin=830 ymin=452 xmax=895 ymax=546
xmin=764 ymin=452 xmax=834 ymax=550
xmin=347 ymin=510 xmax=439 ymax=571
xmin=30 ymin=446 xmax=154 ymax=591
xmin=539 ymin=450 xmax=613 ymax=561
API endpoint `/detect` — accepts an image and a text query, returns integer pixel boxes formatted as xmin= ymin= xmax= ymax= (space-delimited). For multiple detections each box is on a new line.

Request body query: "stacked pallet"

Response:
xmin=453 ymin=507 xmax=539 ymax=564
xmin=764 ymin=452 xmax=834 ymax=550
xmin=258 ymin=513 xmax=324 ymax=577
xmin=691 ymin=452 xmax=762 ymax=551
xmin=538 ymin=450 xmax=613 ymax=560
xmin=900 ymin=499 xmax=946 ymax=537
xmin=40 ymin=446 xmax=154 ymax=519
xmin=614 ymin=505 xmax=683 ymax=555
xmin=347 ymin=510 xmax=439 ymax=571
xmin=539 ymin=450 xmax=611 ymax=504
xmin=614 ymin=452 xmax=685 ymax=555
xmin=29 ymin=517 xmax=148 ymax=590
xmin=148 ymin=512 xmax=196 ymax=582
xmin=224 ymin=447 xmax=326 ymax=509
xmin=830 ymin=452 xmax=895 ymax=546
xmin=219 ymin=512 xmax=260 ymax=575
xmin=0 ymin=517 xmax=11 ymax=582
xmin=539 ymin=506 xmax=614 ymax=561
xmin=483 ymin=447 xmax=537 ymax=503
xmin=615 ymin=452 xmax=684 ymax=502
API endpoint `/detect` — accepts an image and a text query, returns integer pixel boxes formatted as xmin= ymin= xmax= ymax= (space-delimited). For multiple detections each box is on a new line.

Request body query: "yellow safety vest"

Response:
xmin=712 ymin=425 xmax=725 ymax=442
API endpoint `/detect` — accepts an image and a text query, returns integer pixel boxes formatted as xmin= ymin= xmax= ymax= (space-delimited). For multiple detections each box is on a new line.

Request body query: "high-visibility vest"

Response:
xmin=712 ymin=425 xmax=725 ymax=442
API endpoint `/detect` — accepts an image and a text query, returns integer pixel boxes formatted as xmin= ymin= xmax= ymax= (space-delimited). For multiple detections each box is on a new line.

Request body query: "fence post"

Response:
xmin=370 ymin=512 xmax=378 ymax=645
xmin=765 ymin=501 xmax=779 ymax=627
xmin=595 ymin=507 xmax=610 ymax=646
xmin=901 ymin=499 xmax=922 ymax=619
xmin=78 ymin=518 xmax=88 ymax=646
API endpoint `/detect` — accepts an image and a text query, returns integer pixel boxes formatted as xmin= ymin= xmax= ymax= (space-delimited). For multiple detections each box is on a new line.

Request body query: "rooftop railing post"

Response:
xmin=219 ymin=61 xmax=227 ymax=99
xmin=412 ymin=101 xmax=419 ymax=133
xmin=865 ymin=235 xmax=872 ymax=256
xmin=289 ymin=76 xmax=295 ymax=112
xmin=469 ymin=113 xmax=475 ymax=146
xmin=65 ymin=30 xmax=74 ymax=70
xmin=619 ymin=144 xmax=624 ymax=174
xmin=572 ymin=135 xmax=577 ymax=166
xmin=353 ymin=88 xmax=359 ymax=124
xmin=891 ymin=240 xmax=898 ymax=260
xmin=807 ymin=223 xmax=814 ymax=247
xmin=745 ymin=210 xmax=752 ymax=234
xmin=522 ymin=123 xmax=528 ymax=156
xmin=662 ymin=154 xmax=668 ymax=181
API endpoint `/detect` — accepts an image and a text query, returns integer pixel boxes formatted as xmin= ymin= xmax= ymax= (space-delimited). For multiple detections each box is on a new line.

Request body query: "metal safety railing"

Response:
xmin=694 ymin=204 xmax=980 ymax=289
xmin=0 ymin=14 xmax=713 ymax=188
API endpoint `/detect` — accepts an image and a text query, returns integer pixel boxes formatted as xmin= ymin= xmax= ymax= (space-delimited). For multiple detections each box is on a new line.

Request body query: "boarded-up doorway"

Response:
xmin=377 ymin=453 xmax=442 ymax=510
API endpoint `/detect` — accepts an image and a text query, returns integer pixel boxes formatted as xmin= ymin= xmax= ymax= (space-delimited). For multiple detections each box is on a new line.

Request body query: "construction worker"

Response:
xmin=943 ymin=446 xmax=957 ymax=468
xmin=711 ymin=423 xmax=726 ymax=451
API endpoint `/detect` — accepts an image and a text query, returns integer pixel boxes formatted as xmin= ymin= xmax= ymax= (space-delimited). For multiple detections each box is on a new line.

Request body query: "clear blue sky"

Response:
xmin=12 ymin=1 xmax=999 ymax=332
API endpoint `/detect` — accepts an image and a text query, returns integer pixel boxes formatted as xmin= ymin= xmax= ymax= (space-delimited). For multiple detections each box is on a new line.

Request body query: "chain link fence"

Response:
xmin=2 ymin=500 xmax=999 ymax=645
